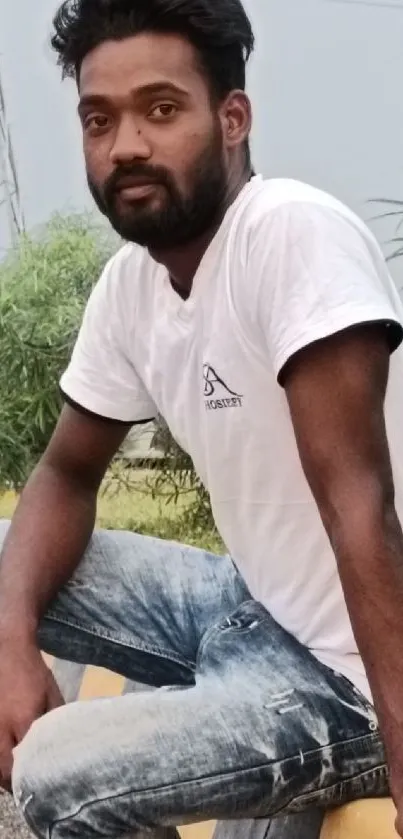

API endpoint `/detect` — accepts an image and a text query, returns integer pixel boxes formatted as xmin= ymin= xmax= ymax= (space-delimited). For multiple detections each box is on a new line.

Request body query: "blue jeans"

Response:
xmin=1 ymin=523 xmax=387 ymax=839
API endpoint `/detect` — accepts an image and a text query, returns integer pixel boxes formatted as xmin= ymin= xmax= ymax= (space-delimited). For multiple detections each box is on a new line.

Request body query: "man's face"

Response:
xmin=78 ymin=32 xmax=232 ymax=249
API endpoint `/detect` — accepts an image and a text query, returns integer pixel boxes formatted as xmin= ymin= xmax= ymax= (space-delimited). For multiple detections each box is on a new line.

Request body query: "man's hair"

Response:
xmin=51 ymin=0 xmax=255 ymax=102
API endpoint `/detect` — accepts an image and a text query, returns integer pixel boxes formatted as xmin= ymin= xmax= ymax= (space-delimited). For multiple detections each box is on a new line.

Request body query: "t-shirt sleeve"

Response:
xmin=246 ymin=200 xmax=403 ymax=383
xmin=60 ymin=255 xmax=157 ymax=423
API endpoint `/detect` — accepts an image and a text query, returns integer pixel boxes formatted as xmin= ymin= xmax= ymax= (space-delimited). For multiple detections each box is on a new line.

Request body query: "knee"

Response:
xmin=12 ymin=706 xmax=76 ymax=839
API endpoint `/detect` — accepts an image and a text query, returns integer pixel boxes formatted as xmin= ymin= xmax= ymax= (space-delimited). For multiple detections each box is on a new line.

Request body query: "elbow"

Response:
xmin=35 ymin=452 xmax=101 ymax=497
xmin=319 ymin=476 xmax=398 ymax=558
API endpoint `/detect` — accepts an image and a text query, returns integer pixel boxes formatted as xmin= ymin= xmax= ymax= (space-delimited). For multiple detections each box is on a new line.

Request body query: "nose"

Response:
xmin=110 ymin=114 xmax=152 ymax=166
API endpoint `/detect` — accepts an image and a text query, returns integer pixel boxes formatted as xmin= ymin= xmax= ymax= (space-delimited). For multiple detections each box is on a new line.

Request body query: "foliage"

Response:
xmin=0 ymin=210 xmax=217 ymax=543
xmin=0 ymin=213 xmax=117 ymax=490
xmin=0 ymin=482 xmax=224 ymax=554
xmin=147 ymin=418 xmax=216 ymax=533
xmin=105 ymin=419 xmax=218 ymax=539
xmin=371 ymin=198 xmax=403 ymax=262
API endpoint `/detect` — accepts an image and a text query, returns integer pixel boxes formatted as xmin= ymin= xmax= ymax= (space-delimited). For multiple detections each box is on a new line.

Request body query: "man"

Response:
xmin=1 ymin=0 xmax=403 ymax=837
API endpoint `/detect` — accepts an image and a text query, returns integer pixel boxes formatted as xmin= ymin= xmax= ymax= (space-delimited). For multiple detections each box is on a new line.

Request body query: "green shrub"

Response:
xmin=0 ymin=213 xmax=117 ymax=490
xmin=146 ymin=418 xmax=215 ymax=531
xmin=0 ymin=212 xmax=218 ymax=545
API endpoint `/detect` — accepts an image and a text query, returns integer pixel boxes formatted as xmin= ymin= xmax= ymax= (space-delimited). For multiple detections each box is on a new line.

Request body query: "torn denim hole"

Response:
xmin=264 ymin=689 xmax=304 ymax=715
xmin=20 ymin=792 xmax=34 ymax=814
xmin=278 ymin=704 xmax=304 ymax=715
xmin=13 ymin=778 xmax=34 ymax=817
xmin=220 ymin=617 xmax=260 ymax=630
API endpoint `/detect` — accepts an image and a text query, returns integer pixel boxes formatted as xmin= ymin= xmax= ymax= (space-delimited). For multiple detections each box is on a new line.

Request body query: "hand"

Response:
xmin=0 ymin=638 xmax=64 ymax=793
xmin=379 ymin=724 xmax=403 ymax=838
xmin=390 ymin=771 xmax=403 ymax=837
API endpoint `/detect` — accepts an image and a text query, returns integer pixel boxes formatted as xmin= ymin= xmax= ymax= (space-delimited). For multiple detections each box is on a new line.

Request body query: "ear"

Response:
xmin=220 ymin=91 xmax=252 ymax=152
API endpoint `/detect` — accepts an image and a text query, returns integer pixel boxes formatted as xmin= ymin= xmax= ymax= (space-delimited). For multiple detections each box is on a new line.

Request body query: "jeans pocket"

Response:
xmin=328 ymin=670 xmax=380 ymax=735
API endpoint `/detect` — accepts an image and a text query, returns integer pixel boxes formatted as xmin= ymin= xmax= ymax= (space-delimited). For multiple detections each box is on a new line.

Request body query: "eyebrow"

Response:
xmin=78 ymin=81 xmax=190 ymax=114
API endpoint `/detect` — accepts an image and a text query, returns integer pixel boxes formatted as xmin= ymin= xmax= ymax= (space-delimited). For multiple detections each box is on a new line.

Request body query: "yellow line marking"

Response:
xmin=79 ymin=666 xmax=125 ymax=700
xmin=179 ymin=824 xmax=216 ymax=839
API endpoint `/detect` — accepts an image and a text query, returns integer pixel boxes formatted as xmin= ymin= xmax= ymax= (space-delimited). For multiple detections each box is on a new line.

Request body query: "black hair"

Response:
xmin=51 ymin=0 xmax=255 ymax=102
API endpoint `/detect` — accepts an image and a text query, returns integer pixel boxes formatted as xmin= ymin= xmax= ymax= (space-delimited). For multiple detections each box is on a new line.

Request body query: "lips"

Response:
xmin=116 ymin=176 xmax=157 ymax=190
xmin=114 ymin=178 xmax=159 ymax=201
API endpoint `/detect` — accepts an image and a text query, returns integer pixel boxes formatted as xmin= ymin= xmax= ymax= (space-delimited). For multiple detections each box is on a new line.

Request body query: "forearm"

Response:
xmin=330 ymin=501 xmax=403 ymax=725
xmin=0 ymin=460 xmax=96 ymax=641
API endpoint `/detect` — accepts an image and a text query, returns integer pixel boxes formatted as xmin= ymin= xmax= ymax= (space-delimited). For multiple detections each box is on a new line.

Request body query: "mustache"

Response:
xmin=103 ymin=164 xmax=173 ymax=201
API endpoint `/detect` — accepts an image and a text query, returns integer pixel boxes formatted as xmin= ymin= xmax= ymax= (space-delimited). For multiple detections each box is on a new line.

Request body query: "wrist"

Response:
xmin=0 ymin=610 xmax=39 ymax=647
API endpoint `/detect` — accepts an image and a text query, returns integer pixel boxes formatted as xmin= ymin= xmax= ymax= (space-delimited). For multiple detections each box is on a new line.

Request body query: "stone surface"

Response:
xmin=0 ymin=791 xmax=31 ymax=839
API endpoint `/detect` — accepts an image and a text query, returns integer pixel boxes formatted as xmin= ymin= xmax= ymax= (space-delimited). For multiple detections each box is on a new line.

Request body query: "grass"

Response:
xmin=0 ymin=469 xmax=224 ymax=555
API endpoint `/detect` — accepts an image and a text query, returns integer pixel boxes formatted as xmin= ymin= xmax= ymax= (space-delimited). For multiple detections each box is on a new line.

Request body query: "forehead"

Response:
xmin=79 ymin=32 xmax=210 ymax=102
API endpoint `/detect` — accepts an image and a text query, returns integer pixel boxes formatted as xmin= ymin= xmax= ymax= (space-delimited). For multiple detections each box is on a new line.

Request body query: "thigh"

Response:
xmin=13 ymin=602 xmax=388 ymax=839
xmin=0 ymin=520 xmax=248 ymax=686
xmin=195 ymin=601 xmax=388 ymax=811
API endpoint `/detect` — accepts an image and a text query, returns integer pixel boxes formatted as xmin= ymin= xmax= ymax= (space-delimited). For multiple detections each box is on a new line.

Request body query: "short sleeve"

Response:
xmin=60 ymin=253 xmax=157 ymax=423
xmin=247 ymin=200 xmax=403 ymax=383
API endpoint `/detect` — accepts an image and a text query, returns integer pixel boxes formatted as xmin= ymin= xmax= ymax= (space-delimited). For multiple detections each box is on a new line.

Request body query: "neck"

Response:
xmin=148 ymin=169 xmax=253 ymax=298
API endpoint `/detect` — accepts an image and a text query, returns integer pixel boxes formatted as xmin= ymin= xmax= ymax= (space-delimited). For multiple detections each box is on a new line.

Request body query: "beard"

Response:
xmin=87 ymin=127 xmax=229 ymax=250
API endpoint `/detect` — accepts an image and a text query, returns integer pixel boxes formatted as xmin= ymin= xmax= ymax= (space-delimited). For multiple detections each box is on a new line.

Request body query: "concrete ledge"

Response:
xmin=321 ymin=799 xmax=398 ymax=838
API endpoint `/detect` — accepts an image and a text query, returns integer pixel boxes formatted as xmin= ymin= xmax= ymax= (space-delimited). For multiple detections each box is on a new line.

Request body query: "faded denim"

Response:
xmin=0 ymin=522 xmax=388 ymax=839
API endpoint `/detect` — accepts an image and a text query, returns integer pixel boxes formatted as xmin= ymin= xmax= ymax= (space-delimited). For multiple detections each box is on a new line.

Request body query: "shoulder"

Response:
xmin=226 ymin=179 xmax=397 ymax=364
xmin=233 ymin=177 xmax=374 ymax=250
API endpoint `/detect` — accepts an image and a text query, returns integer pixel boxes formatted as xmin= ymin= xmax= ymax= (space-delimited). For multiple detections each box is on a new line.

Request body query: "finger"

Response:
xmin=0 ymin=779 xmax=12 ymax=795
xmin=0 ymin=734 xmax=14 ymax=794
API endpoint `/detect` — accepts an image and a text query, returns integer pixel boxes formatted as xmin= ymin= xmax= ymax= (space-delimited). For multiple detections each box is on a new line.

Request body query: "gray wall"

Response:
xmin=1 ymin=0 xmax=402 ymax=282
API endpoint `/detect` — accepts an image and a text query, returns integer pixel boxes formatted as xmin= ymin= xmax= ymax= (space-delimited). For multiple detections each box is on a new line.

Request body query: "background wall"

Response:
xmin=1 ymin=0 xmax=402 ymax=280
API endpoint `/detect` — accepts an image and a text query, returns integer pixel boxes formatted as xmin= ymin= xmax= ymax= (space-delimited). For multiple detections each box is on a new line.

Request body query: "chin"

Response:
xmin=110 ymin=208 xmax=167 ymax=239
xmin=108 ymin=221 xmax=158 ymax=248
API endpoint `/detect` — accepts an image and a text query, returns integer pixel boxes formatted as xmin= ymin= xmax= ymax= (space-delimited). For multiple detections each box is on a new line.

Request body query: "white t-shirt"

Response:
xmin=61 ymin=176 xmax=403 ymax=700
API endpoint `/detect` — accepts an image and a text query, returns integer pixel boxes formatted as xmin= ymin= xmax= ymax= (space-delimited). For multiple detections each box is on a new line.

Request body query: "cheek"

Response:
xmin=153 ymin=113 xmax=213 ymax=164
xmin=160 ymin=129 xmax=211 ymax=186
xmin=83 ymin=139 xmax=110 ymax=184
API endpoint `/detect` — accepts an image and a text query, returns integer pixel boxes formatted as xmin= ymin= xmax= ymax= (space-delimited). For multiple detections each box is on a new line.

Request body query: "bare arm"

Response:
xmin=283 ymin=325 xmax=403 ymax=826
xmin=0 ymin=404 xmax=131 ymax=642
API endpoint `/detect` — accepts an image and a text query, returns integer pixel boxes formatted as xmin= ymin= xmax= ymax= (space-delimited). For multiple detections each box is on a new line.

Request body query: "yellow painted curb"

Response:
xmin=321 ymin=799 xmax=398 ymax=838
xmin=78 ymin=666 xmax=126 ymax=700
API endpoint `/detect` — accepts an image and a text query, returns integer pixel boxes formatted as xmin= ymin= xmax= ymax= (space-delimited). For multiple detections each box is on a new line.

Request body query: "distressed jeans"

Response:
xmin=0 ymin=522 xmax=388 ymax=839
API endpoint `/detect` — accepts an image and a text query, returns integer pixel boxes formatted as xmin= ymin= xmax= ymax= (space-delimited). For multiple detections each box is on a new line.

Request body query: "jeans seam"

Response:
xmin=288 ymin=761 xmax=388 ymax=810
xmin=46 ymin=732 xmax=384 ymax=836
xmin=44 ymin=613 xmax=196 ymax=673
xmin=290 ymin=732 xmax=384 ymax=762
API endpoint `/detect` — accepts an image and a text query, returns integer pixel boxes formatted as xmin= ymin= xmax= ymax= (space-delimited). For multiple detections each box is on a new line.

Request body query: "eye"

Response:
xmin=83 ymin=114 xmax=112 ymax=135
xmin=149 ymin=103 xmax=178 ymax=120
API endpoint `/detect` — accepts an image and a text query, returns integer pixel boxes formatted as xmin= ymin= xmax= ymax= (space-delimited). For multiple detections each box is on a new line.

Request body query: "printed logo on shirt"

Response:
xmin=203 ymin=364 xmax=243 ymax=411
